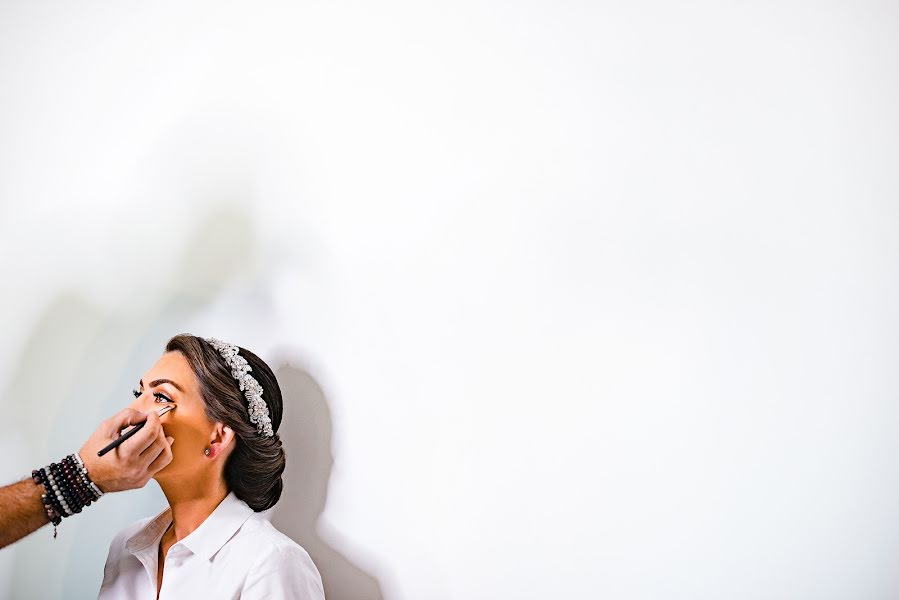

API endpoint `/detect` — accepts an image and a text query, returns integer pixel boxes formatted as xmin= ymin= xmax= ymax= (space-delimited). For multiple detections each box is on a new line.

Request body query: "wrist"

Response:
xmin=79 ymin=450 xmax=112 ymax=494
xmin=73 ymin=452 xmax=106 ymax=498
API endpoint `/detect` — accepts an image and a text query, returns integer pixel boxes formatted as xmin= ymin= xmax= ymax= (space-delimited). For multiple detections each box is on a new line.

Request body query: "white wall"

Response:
xmin=1 ymin=1 xmax=897 ymax=598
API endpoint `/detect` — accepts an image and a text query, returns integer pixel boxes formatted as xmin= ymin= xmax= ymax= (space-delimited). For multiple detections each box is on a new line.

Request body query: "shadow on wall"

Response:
xmin=270 ymin=357 xmax=385 ymax=600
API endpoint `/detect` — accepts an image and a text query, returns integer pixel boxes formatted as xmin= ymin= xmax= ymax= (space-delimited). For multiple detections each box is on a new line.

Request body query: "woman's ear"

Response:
xmin=208 ymin=424 xmax=236 ymax=459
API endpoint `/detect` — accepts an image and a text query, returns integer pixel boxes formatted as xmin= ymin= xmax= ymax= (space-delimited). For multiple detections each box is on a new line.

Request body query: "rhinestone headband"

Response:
xmin=205 ymin=337 xmax=275 ymax=437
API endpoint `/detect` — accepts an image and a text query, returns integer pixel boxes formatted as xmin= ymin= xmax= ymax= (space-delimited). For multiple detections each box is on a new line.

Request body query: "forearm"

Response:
xmin=0 ymin=478 xmax=50 ymax=549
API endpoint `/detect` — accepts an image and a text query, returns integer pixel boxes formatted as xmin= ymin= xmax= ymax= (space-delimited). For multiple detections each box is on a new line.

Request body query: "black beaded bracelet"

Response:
xmin=72 ymin=453 xmax=104 ymax=500
xmin=32 ymin=452 xmax=104 ymax=539
xmin=32 ymin=466 xmax=66 ymax=518
xmin=65 ymin=454 xmax=101 ymax=503
xmin=48 ymin=461 xmax=78 ymax=515
xmin=59 ymin=456 xmax=89 ymax=508
xmin=31 ymin=469 xmax=61 ymax=537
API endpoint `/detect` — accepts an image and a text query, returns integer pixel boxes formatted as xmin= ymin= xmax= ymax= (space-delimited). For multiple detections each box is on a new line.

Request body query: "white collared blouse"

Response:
xmin=97 ymin=492 xmax=325 ymax=599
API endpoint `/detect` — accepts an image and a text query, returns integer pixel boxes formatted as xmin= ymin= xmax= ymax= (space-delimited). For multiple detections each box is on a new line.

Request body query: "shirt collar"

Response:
xmin=125 ymin=491 xmax=255 ymax=562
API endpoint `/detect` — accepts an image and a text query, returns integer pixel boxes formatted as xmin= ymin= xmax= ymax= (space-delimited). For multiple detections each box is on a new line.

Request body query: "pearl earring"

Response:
xmin=204 ymin=448 xmax=211 ymax=457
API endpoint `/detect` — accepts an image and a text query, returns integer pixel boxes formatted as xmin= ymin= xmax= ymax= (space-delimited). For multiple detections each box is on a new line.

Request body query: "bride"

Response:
xmin=98 ymin=334 xmax=325 ymax=599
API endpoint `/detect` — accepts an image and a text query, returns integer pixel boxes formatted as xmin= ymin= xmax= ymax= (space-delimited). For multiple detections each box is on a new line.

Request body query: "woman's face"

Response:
xmin=128 ymin=351 xmax=222 ymax=481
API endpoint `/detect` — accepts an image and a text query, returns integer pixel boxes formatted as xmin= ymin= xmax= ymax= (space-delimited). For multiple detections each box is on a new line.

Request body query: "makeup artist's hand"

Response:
xmin=78 ymin=408 xmax=175 ymax=492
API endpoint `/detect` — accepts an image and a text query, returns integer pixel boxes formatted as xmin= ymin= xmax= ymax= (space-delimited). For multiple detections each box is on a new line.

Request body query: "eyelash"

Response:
xmin=132 ymin=389 xmax=173 ymax=403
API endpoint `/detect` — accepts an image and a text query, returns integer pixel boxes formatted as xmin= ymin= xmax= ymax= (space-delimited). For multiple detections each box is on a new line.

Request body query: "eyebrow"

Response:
xmin=139 ymin=378 xmax=185 ymax=393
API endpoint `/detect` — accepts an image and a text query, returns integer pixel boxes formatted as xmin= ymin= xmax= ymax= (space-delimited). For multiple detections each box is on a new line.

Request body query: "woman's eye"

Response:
xmin=153 ymin=392 xmax=173 ymax=403
xmin=132 ymin=389 xmax=141 ymax=398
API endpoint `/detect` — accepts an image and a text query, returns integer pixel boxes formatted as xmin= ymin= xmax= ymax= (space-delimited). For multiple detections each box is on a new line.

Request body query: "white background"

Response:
xmin=0 ymin=1 xmax=897 ymax=598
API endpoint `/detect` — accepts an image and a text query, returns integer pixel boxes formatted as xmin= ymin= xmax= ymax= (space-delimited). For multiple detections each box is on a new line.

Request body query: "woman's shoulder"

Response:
xmin=237 ymin=514 xmax=315 ymax=561
xmin=106 ymin=508 xmax=170 ymax=554
xmin=116 ymin=515 xmax=157 ymax=538
xmin=107 ymin=516 xmax=150 ymax=548
xmin=100 ymin=513 xmax=165 ymax=589
xmin=230 ymin=515 xmax=325 ymax=597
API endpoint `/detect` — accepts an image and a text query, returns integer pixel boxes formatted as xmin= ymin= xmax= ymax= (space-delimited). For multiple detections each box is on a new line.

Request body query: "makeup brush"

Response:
xmin=97 ymin=405 xmax=175 ymax=457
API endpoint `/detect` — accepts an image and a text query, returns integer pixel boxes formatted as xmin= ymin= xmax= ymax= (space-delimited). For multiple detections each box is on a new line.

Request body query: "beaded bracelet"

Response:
xmin=32 ymin=452 xmax=104 ymax=538
xmin=72 ymin=453 xmax=105 ymax=499
xmin=31 ymin=469 xmax=61 ymax=536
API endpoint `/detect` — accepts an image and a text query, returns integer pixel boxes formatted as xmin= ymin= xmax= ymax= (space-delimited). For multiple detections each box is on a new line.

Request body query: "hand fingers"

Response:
xmin=105 ymin=408 xmax=148 ymax=437
xmin=120 ymin=412 xmax=163 ymax=457
xmin=139 ymin=432 xmax=167 ymax=464
xmin=146 ymin=437 xmax=175 ymax=475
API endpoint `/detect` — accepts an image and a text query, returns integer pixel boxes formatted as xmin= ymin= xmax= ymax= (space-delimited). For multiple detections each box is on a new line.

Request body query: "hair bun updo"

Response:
xmin=165 ymin=333 xmax=286 ymax=512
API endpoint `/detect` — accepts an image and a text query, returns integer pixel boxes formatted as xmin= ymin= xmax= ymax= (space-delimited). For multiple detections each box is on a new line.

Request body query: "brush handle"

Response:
xmin=96 ymin=420 xmax=146 ymax=457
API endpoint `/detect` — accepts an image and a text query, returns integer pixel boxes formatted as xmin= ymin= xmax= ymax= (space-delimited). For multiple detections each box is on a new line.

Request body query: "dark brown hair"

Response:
xmin=165 ymin=333 xmax=285 ymax=512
